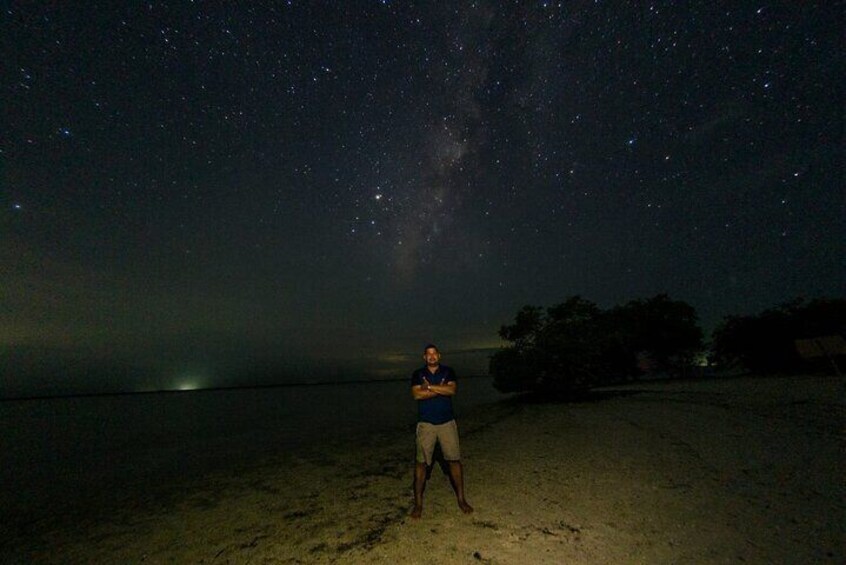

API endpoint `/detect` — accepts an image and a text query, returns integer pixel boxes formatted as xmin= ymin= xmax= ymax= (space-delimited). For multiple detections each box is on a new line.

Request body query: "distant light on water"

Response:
xmin=174 ymin=373 xmax=205 ymax=391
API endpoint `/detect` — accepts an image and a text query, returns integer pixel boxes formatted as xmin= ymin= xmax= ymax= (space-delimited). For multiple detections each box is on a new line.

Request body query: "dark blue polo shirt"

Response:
xmin=411 ymin=364 xmax=456 ymax=424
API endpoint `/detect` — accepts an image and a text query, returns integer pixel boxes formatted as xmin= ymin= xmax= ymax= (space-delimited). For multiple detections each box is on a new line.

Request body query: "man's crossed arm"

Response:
xmin=411 ymin=377 xmax=456 ymax=400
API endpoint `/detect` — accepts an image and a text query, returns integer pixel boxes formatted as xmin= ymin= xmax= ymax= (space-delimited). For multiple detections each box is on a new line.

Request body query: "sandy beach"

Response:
xmin=4 ymin=374 xmax=844 ymax=563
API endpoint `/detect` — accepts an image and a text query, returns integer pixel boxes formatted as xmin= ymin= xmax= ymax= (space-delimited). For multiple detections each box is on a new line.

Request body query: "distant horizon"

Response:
xmin=0 ymin=342 xmax=498 ymax=399
xmin=0 ymin=373 xmax=502 ymax=403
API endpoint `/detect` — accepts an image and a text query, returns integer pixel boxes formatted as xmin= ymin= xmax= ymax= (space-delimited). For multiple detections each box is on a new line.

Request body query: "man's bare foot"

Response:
xmin=458 ymin=500 xmax=474 ymax=514
xmin=410 ymin=505 xmax=423 ymax=519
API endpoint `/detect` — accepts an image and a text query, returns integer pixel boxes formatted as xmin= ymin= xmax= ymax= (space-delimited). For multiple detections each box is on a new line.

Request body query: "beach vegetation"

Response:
xmin=711 ymin=298 xmax=846 ymax=374
xmin=491 ymin=294 xmax=703 ymax=394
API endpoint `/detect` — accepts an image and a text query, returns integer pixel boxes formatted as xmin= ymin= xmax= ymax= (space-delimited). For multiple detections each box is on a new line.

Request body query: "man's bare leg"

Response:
xmin=447 ymin=461 xmax=473 ymax=513
xmin=411 ymin=462 xmax=427 ymax=518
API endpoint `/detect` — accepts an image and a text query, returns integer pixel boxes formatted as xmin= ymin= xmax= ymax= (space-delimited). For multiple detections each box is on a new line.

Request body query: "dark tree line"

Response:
xmin=711 ymin=298 xmax=846 ymax=374
xmin=491 ymin=295 xmax=846 ymax=394
xmin=490 ymin=294 xmax=703 ymax=394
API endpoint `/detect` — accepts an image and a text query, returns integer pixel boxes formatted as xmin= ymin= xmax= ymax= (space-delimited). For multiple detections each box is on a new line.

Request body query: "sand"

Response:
xmin=4 ymin=375 xmax=844 ymax=563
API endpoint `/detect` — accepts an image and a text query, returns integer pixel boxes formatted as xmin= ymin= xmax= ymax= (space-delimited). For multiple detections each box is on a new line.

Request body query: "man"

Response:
xmin=410 ymin=344 xmax=473 ymax=518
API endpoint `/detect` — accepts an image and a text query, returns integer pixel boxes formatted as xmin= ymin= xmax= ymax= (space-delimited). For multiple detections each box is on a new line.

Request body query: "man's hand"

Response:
xmin=412 ymin=378 xmax=437 ymax=400
xmin=426 ymin=379 xmax=456 ymax=397
xmin=412 ymin=376 xmax=455 ymax=399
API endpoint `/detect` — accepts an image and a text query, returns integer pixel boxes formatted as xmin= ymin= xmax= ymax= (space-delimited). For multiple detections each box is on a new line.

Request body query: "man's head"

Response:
xmin=423 ymin=344 xmax=441 ymax=367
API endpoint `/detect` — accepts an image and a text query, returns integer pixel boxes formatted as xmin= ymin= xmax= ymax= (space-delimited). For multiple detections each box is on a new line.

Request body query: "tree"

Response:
xmin=490 ymin=294 xmax=704 ymax=394
xmin=492 ymin=297 xmax=607 ymax=394
xmin=711 ymin=298 xmax=846 ymax=374
xmin=607 ymin=294 xmax=704 ymax=375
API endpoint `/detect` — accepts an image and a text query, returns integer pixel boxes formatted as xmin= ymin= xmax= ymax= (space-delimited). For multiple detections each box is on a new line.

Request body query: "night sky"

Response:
xmin=2 ymin=2 xmax=843 ymax=395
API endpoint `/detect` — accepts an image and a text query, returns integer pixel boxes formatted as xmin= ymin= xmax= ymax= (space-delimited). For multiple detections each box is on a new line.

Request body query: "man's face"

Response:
xmin=423 ymin=347 xmax=441 ymax=367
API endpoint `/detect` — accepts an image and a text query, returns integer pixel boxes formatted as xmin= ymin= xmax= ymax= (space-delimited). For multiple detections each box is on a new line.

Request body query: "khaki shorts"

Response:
xmin=416 ymin=420 xmax=461 ymax=465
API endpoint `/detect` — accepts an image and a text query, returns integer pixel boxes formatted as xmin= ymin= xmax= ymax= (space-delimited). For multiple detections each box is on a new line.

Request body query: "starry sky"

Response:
xmin=2 ymin=2 xmax=843 ymax=395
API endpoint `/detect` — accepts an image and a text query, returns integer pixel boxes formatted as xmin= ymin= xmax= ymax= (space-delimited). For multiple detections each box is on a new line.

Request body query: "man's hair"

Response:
xmin=423 ymin=343 xmax=439 ymax=354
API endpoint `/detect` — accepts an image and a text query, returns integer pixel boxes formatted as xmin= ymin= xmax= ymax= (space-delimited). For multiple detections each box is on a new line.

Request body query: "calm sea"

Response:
xmin=0 ymin=376 xmax=505 ymax=529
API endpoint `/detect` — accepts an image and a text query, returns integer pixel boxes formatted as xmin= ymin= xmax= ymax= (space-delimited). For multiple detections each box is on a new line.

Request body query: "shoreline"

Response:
xmin=4 ymin=374 xmax=844 ymax=563
xmin=1 ymin=374 xmax=497 ymax=403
